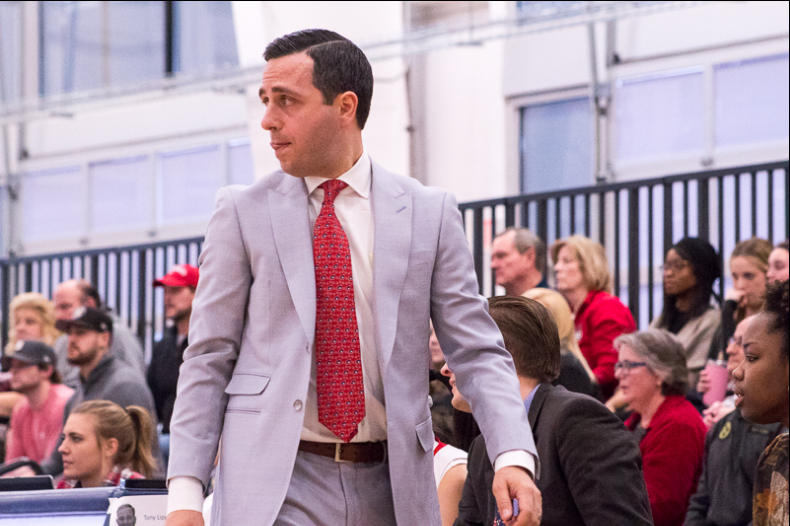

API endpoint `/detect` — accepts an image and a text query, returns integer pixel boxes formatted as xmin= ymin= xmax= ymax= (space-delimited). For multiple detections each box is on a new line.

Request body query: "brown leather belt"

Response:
xmin=298 ymin=440 xmax=387 ymax=463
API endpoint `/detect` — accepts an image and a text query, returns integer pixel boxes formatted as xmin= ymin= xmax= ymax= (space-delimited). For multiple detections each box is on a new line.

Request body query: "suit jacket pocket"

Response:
xmin=225 ymin=373 xmax=271 ymax=414
xmin=415 ymin=416 xmax=434 ymax=453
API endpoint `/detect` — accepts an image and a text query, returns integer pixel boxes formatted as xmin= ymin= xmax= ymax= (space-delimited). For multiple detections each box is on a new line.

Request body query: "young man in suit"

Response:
xmin=165 ymin=29 xmax=540 ymax=526
xmin=446 ymin=296 xmax=654 ymax=526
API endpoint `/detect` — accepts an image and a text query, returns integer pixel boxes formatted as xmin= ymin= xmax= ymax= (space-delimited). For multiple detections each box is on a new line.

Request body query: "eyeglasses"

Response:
xmin=661 ymin=261 xmax=690 ymax=273
xmin=614 ymin=360 xmax=648 ymax=372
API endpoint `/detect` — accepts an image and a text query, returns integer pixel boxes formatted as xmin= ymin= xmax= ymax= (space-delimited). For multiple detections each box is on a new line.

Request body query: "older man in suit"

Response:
xmin=165 ymin=30 xmax=540 ymax=526
xmin=446 ymin=295 xmax=653 ymax=525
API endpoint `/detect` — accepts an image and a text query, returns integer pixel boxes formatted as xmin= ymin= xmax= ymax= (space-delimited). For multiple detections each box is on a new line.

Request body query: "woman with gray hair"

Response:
xmin=615 ymin=329 xmax=706 ymax=526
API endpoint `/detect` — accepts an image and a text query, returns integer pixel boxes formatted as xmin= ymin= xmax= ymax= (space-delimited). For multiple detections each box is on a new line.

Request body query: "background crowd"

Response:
xmin=0 ymin=233 xmax=788 ymax=526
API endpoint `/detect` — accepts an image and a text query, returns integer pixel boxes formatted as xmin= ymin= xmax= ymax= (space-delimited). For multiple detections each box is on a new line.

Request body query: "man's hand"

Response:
xmin=492 ymin=465 xmax=542 ymax=526
xmin=164 ymin=510 xmax=203 ymax=526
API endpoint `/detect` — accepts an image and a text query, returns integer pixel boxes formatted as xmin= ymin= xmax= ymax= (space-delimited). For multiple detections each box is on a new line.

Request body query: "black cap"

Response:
xmin=1 ymin=340 xmax=57 ymax=371
xmin=55 ymin=306 xmax=113 ymax=334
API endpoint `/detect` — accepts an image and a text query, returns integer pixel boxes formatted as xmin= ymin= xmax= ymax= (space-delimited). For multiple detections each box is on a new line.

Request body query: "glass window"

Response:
xmin=714 ymin=53 xmax=790 ymax=147
xmin=615 ymin=68 xmax=705 ymax=162
xmin=520 ymin=97 xmax=593 ymax=193
xmin=227 ymin=139 xmax=255 ymax=185
xmin=90 ymin=156 xmax=153 ymax=233
xmin=174 ymin=1 xmax=238 ymax=75
xmin=22 ymin=166 xmax=85 ymax=242
xmin=0 ymin=0 xmax=22 ymax=105
xmin=40 ymin=1 xmax=166 ymax=96
xmin=158 ymin=145 xmax=223 ymax=225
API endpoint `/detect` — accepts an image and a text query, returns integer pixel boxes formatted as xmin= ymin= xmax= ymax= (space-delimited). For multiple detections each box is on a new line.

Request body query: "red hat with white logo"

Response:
xmin=153 ymin=264 xmax=199 ymax=288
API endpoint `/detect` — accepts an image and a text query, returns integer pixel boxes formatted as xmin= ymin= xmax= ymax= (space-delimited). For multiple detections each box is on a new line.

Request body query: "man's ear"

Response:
xmin=335 ymin=91 xmax=359 ymax=127
xmin=524 ymin=246 xmax=536 ymax=263
xmin=84 ymin=297 xmax=98 ymax=309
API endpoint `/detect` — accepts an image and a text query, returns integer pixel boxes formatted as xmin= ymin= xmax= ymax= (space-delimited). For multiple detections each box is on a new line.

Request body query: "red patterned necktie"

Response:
xmin=314 ymin=179 xmax=365 ymax=442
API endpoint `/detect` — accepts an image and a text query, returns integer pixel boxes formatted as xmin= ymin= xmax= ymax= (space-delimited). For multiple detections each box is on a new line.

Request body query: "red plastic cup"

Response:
xmin=702 ymin=359 xmax=729 ymax=407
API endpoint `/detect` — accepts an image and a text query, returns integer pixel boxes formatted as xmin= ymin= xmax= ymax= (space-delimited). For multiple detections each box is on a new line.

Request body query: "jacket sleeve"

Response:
xmin=558 ymin=398 xmax=653 ymax=526
xmin=683 ymin=425 xmax=716 ymax=525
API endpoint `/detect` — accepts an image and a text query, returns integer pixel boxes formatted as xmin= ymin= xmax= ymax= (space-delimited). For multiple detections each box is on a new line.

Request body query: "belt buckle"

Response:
xmin=334 ymin=443 xmax=353 ymax=463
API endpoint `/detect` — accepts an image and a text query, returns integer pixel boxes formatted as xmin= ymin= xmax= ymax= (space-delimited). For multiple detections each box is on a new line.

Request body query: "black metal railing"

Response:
xmin=0 ymin=237 xmax=203 ymax=356
xmin=1 ymin=161 xmax=788 ymax=352
xmin=460 ymin=160 xmax=789 ymax=328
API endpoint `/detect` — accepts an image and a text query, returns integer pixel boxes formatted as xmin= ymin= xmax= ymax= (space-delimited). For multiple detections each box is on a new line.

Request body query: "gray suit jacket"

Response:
xmin=167 ymin=162 xmax=536 ymax=525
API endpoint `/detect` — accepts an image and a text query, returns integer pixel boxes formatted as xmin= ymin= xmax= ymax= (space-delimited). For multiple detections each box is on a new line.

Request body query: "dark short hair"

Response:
xmin=762 ymin=279 xmax=789 ymax=360
xmin=264 ymin=29 xmax=373 ymax=130
xmin=488 ymin=296 xmax=560 ymax=383
xmin=38 ymin=362 xmax=62 ymax=384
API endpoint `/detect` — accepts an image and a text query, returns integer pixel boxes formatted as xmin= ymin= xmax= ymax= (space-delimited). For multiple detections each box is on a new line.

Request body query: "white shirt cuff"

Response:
xmin=494 ymin=450 xmax=536 ymax=479
xmin=167 ymin=476 xmax=205 ymax=515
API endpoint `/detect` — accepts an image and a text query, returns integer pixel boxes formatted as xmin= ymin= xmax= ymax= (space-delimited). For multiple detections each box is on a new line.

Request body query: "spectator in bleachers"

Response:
xmin=39 ymin=307 xmax=160 ymax=477
xmin=56 ymin=400 xmax=154 ymax=488
xmin=1 ymin=341 xmax=73 ymax=465
xmin=522 ymin=287 xmax=598 ymax=398
xmin=450 ymin=296 xmax=653 ymax=526
xmin=1 ymin=293 xmax=60 ymax=419
xmin=708 ymin=238 xmax=772 ymax=365
xmin=766 ymin=240 xmax=789 ymax=282
xmin=731 ymin=279 xmax=789 ymax=526
xmin=651 ymin=238 xmax=721 ymax=386
xmin=491 ymin=228 xmax=548 ymax=296
xmin=615 ymin=329 xmax=706 ymax=526
xmin=148 ymin=264 xmax=198 ymax=464
xmin=52 ymin=280 xmax=145 ymax=387
xmin=685 ymin=321 xmax=781 ymax=525
xmin=552 ymin=235 xmax=636 ymax=398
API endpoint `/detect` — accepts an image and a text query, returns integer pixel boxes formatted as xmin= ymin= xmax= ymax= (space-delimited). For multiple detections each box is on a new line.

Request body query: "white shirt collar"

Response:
xmin=304 ymin=151 xmax=371 ymax=199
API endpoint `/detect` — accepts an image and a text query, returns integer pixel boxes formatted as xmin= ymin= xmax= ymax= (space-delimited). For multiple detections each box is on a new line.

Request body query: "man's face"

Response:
xmin=259 ymin=52 xmax=345 ymax=178
xmin=67 ymin=327 xmax=108 ymax=367
xmin=163 ymin=286 xmax=195 ymax=322
xmin=116 ymin=507 xmax=136 ymax=526
xmin=732 ymin=313 xmax=789 ymax=425
xmin=53 ymin=285 xmax=82 ymax=321
xmin=9 ymin=359 xmax=48 ymax=394
xmin=491 ymin=232 xmax=532 ymax=290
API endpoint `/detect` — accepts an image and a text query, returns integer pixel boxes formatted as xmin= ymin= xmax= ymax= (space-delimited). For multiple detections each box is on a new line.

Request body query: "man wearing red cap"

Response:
xmin=148 ymin=264 xmax=199 ymax=463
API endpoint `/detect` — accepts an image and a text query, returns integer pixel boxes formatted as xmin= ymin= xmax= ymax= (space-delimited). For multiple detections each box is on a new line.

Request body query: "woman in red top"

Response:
xmin=57 ymin=400 xmax=154 ymax=489
xmin=552 ymin=235 xmax=636 ymax=398
xmin=615 ymin=330 xmax=707 ymax=526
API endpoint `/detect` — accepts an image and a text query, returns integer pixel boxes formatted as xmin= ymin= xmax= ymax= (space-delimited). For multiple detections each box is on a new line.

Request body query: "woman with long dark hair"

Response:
xmin=651 ymin=237 xmax=721 ymax=385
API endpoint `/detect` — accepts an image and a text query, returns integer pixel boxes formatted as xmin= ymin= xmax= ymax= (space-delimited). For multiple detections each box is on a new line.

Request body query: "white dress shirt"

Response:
xmin=168 ymin=152 xmax=533 ymax=515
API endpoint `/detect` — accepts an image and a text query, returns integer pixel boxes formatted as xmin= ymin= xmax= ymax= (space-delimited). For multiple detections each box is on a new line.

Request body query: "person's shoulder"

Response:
xmin=655 ymin=396 xmax=706 ymax=435
xmin=52 ymin=383 xmax=75 ymax=402
xmin=547 ymin=385 xmax=615 ymax=422
xmin=371 ymin=160 xmax=449 ymax=200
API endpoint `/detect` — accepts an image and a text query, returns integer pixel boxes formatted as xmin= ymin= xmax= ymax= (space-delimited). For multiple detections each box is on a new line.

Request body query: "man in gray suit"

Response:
xmin=165 ymin=29 xmax=540 ymax=526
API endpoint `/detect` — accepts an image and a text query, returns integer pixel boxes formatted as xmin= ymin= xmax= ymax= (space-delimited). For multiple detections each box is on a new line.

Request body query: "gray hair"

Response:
xmin=614 ymin=329 xmax=688 ymax=396
xmin=499 ymin=227 xmax=546 ymax=274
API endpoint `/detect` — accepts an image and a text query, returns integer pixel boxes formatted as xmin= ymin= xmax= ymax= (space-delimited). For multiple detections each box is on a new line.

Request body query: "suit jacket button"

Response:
xmin=293 ymin=400 xmax=303 ymax=411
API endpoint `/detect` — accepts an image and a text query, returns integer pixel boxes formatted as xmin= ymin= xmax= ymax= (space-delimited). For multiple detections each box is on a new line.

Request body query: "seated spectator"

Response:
xmin=708 ymin=238 xmax=772 ymax=364
xmin=766 ymin=240 xmax=789 ymax=282
xmin=428 ymin=325 xmax=454 ymax=445
xmin=1 ymin=341 xmax=73 ymax=465
xmin=1 ymin=293 xmax=61 ymax=418
xmin=52 ymin=280 xmax=145 ymax=387
xmin=39 ymin=307 xmax=161 ymax=477
xmin=552 ymin=235 xmax=636 ymax=398
xmin=732 ymin=279 xmax=789 ymax=526
xmin=148 ymin=264 xmax=198 ymax=464
xmin=57 ymin=400 xmax=154 ymax=488
xmin=434 ymin=440 xmax=468 ymax=526
xmin=650 ymin=237 xmax=721 ymax=385
xmin=700 ymin=315 xmax=754 ymax=429
xmin=450 ymin=296 xmax=652 ymax=526
xmin=491 ymin=228 xmax=548 ymax=296
xmin=615 ymin=330 xmax=707 ymax=526
xmin=522 ymin=287 xmax=598 ymax=398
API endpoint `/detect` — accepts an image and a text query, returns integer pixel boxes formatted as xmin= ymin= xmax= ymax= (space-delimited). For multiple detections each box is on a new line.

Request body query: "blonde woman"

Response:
xmin=551 ymin=235 xmax=636 ymax=399
xmin=523 ymin=288 xmax=599 ymax=398
xmin=5 ymin=292 xmax=60 ymax=355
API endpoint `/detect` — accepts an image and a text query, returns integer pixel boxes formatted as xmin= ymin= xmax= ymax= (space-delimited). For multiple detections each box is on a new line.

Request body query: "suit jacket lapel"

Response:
xmin=528 ymin=383 xmax=551 ymax=429
xmin=371 ymin=162 xmax=412 ymax=371
xmin=268 ymin=174 xmax=316 ymax=348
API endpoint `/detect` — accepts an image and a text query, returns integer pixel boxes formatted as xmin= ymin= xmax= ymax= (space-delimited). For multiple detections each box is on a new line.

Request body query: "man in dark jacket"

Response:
xmin=448 ymin=296 xmax=653 ymax=526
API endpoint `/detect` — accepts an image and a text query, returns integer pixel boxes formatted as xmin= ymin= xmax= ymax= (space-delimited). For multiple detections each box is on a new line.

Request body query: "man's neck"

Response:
xmin=26 ymin=381 xmax=52 ymax=411
xmin=175 ymin=316 xmax=190 ymax=338
xmin=319 ymin=141 xmax=364 ymax=180
xmin=507 ymin=271 xmax=544 ymax=296
xmin=79 ymin=350 xmax=107 ymax=381
xmin=518 ymin=376 xmax=540 ymax=401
